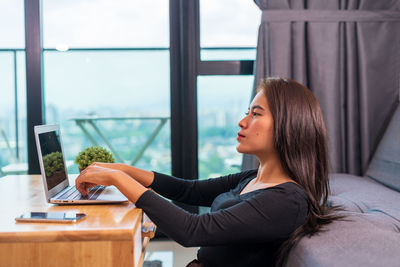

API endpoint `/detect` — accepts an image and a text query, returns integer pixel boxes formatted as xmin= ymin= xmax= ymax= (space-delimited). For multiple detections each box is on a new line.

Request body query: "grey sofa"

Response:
xmin=286 ymin=104 xmax=400 ymax=267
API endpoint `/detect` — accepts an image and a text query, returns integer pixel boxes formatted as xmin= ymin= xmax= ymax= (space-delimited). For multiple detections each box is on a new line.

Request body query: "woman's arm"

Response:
xmin=135 ymin=185 xmax=308 ymax=247
xmin=87 ymin=163 xmax=257 ymax=207
xmin=75 ymin=165 xmax=148 ymax=203
xmin=75 ymin=166 xmax=307 ymax=247
xmin=90 ymin=162 xmax=154 ymax=187
xmin=75 ymin=165 xmax=252 ymax=205
xmin=148 ymin=170 xmax=257 ymax=206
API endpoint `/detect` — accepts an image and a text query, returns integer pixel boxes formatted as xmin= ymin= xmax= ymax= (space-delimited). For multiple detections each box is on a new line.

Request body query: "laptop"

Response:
xmin=34 ymin=124 xmax=128 ymax=204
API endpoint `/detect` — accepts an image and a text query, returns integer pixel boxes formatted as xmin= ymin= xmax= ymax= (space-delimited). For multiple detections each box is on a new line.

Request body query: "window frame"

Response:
xmin=169 ymin=0 xmax=254 ymax=179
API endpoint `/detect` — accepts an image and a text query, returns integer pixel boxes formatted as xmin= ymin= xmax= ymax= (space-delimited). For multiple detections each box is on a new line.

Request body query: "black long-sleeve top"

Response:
xmin=135 ymin=169 xmax=309 ymax=267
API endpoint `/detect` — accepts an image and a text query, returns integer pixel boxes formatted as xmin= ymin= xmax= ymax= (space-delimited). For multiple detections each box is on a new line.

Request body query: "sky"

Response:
xmin=0 ymin=0 xmax=261 ymax=48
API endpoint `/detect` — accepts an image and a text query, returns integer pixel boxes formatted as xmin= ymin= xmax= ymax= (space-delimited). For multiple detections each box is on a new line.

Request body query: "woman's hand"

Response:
xmin=91 ymin=162 xmax=125 ymax=170
xmin=75 ymin=164 xmax=148 ymax=203
xmin=75 ymin=165 xmax=123 ymax=196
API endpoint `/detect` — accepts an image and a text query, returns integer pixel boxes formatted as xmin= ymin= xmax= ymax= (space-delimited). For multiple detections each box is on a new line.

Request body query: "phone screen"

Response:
xmin=15 ymin=212 xmax=86 ymax=223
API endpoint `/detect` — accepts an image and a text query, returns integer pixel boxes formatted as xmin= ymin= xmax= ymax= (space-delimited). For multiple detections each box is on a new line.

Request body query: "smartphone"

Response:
xmin=15 ymin=212 xmax=86 ymax=223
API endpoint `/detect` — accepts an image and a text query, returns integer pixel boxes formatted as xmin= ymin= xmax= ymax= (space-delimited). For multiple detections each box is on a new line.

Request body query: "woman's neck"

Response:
xmin=256 ymin=154 xmax=291 ymax=184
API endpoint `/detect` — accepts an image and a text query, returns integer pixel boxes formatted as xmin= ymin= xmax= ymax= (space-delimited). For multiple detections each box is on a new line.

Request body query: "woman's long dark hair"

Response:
xmin=258 ymin=78 xmax=344 ymax=266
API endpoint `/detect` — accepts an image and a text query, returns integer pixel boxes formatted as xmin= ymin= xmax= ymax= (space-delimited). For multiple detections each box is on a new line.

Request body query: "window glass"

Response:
xmin=197 ymin=76 xmax=254 ymax=179
xmin=200 ymin=0 xmax=260 ymax=60
xmin=43 ymin=0 xmax=169 ymax=48
xmin=201 ymin=48 xmax=256 ymax=61
xmin=0 ymin=0 xmax=27 ymax=177
xmin=42 ymin=0 xmax=171 ymax=174
xmin=0 ymin=0 xmax=25 ymax=48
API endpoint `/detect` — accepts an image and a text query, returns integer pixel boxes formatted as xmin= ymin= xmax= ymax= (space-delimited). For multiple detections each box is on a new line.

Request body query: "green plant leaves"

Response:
xmin=43 ymin=151 xmax=64 ymax=177
xmin=75 ymin=146 xmax=115 ymax=170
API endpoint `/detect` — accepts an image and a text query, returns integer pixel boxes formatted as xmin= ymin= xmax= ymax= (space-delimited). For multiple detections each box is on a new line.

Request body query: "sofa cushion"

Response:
xmin=328 ymin=173 xmax=400 ymax=221
xmin=285 ymin=212 xmax=400 ymax=267
xmin=285 ymin=174 xmax=400 ymax=267
xmin=365 ymin=104 xmax=400 ymax=192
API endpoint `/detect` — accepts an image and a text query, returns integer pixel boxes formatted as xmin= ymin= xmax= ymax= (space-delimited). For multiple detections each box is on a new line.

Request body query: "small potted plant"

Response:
xmin=75 ymin=146 xmax=115 ymax=172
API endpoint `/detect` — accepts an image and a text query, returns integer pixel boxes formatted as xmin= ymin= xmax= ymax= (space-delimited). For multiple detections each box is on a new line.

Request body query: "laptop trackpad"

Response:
xmin=96 ymin=186 xmax=128 ymax=202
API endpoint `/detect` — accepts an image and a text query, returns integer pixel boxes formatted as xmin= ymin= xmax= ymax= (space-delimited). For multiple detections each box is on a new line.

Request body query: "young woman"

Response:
xmin=76 ymin=77 xmax=341 ymax=266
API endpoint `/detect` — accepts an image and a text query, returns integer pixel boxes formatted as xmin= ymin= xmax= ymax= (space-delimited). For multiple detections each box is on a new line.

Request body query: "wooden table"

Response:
xmin=0 ymin=175 xmax=149 ymax=267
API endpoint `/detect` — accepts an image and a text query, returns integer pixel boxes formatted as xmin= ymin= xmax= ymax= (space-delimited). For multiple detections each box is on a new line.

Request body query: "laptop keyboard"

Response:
xmin=57 ymin=185 xmax=105 ymax=200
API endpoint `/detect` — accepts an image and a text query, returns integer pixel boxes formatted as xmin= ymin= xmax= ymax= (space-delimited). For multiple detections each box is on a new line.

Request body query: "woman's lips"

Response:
xmin=237 ymin=133 xmax=245 ymax=140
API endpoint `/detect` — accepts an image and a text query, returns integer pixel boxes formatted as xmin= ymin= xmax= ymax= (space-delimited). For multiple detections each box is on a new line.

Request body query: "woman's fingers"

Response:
xmin=76 ymin=178 xmax=89 ymax=196
xmin=76 ymin=171 xmax=99 ymax=196
xmin=81 ymin=182 xmax=98 ymax=196
xmin=75 ymin=166 xmax=120 ymax=196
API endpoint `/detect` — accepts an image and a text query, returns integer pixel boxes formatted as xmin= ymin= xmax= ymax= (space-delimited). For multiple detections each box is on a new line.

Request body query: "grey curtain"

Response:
xmin=243 ymin=0 xmax=400 ymax=175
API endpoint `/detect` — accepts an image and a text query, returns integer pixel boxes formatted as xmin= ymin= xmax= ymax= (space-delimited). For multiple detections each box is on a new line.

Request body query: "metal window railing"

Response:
xmin=70 ymin=116 xmax=169 ymax=165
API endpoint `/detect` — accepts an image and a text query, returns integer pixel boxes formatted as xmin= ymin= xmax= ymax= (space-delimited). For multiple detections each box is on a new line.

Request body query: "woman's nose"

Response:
xmin=238 ymin=116 xmax=247 ymax=128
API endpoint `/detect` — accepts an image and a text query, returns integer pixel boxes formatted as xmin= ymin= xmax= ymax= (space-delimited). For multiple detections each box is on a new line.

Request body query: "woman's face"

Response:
xmin=236 ymin=91 xmax=276 ymax=157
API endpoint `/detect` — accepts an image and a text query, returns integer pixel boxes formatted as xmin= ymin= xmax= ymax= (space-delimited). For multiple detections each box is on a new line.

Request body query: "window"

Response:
xmin=42 ymin=0 xmax=171 ymax=174
xmin=200 ymin=0 xmax=260 ymax=60
xmin=197 ymin=0 xmax=259 ymax=179
xmin=0 ymin=0 xmax=27 ymax=176
xmin=198 ymin=76 xmax=253 ymax=179
xmin=20 ymin=0 xmax=260 ymax=189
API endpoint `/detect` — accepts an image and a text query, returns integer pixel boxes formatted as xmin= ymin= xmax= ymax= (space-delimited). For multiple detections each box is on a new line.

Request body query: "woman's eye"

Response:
xmin=245 ymin=111 xmax=259 ymax=117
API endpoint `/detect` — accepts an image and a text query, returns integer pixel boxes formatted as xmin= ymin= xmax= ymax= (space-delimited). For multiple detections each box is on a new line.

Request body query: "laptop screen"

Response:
xmin=38 ymin=130 xmax=68 ymax=190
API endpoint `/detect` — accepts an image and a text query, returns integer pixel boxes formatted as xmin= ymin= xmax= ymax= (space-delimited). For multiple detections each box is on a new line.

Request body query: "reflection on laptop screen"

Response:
xmin=38 ymin=130 xmax=67 ymax=190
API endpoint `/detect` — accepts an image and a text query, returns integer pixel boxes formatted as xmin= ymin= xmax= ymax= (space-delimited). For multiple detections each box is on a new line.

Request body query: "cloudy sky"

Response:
xmin=0 ymin=0 xmax=261 ymax=48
